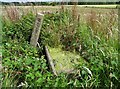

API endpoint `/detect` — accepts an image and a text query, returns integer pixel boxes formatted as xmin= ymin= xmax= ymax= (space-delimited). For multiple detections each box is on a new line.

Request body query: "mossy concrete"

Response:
xmin=48 ymin=46 xmax=85 ymax=73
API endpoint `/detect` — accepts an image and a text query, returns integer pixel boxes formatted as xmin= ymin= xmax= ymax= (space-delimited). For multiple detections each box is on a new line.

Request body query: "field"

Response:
xmin=3 ymin=5 xmax=118 ymax=13
xmin=1 ymin=4 xmax=119 ymax=88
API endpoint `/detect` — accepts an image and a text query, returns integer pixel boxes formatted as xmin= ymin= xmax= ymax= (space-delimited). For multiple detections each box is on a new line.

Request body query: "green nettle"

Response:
xmin=2 ymin=6 xmax=119 ymax=88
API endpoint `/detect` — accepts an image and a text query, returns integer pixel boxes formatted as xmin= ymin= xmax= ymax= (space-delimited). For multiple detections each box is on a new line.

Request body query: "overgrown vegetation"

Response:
xmin=1 ymin=5 xmax=119 ymax=88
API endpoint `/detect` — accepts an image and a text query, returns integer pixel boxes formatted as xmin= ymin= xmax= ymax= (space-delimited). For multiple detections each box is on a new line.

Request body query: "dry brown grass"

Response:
xmin=3 ymin=4 xmax=118 ymax=40
xmin=85 ymin=9 xmax=118 ymax=40
xmin=4 ymin=4 xmax=20 ymax=22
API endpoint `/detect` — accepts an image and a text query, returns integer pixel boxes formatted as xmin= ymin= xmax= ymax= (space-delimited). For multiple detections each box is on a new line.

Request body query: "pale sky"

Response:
xmin=0 ymin=0 xmax=119 ymax=2
xmin=0 ymin=0 xmax=61 ymax=2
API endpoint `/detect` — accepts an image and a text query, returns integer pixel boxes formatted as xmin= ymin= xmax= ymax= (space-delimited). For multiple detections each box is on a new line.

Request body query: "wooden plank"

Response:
xmin=44 ymin=46 xmax=57 ymax=76
xmin=30 ymin=13 xmax=44 ymax=47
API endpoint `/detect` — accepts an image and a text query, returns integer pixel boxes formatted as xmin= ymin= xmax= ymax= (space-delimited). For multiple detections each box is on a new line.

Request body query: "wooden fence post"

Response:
xmin=30 ymin=13 xmax=44 ymax=47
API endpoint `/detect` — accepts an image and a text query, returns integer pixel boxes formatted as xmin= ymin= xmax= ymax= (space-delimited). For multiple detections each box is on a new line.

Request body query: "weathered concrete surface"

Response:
xmin=30 ymin=13 xmax=44 ymax=47
xmin=44 ymin=46 xmax=57 ymax=76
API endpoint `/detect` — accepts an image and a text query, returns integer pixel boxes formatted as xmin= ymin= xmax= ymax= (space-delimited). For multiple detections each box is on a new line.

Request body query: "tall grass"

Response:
xmin=40 ymin=5 xmax=119 ymax=88
xmin=2 ymin=4 xmax=119 ymax=88
xmin=86 ymin=9 xmax=118 ymax=40
xmin=4 ymin=4 xmax=20 ymax=22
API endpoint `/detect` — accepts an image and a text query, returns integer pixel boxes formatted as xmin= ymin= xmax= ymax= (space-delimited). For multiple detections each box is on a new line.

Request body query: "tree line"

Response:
xmin=1 ymin=1 xmax=119 ymax=6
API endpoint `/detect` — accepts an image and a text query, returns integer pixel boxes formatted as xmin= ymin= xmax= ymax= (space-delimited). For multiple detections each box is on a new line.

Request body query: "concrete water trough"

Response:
xmin=30 ymin=12 xmax=85 ymax=76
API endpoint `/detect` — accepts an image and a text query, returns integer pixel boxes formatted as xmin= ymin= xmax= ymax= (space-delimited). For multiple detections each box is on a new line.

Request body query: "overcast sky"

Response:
xmin=0 ymin=0 xmax=119 ymax=2
xmin=0 ymin=0 xmax=58 ymax=2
